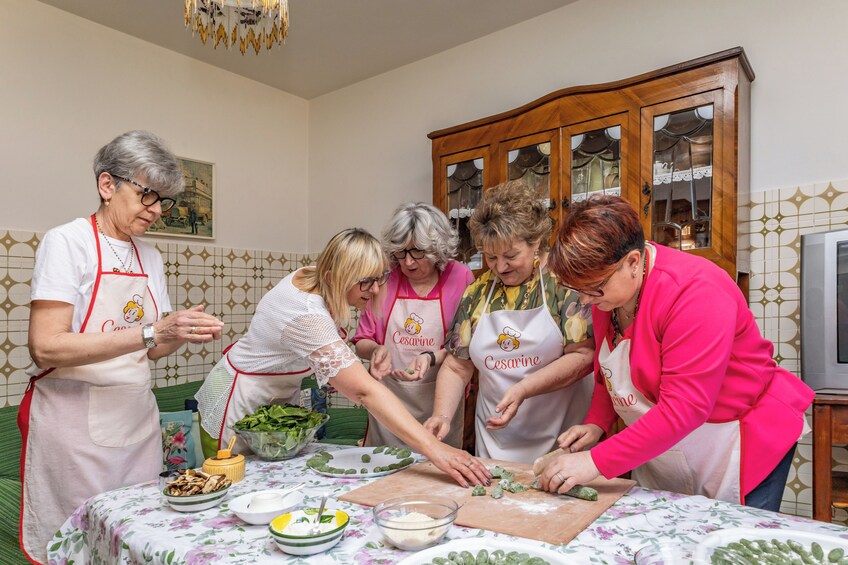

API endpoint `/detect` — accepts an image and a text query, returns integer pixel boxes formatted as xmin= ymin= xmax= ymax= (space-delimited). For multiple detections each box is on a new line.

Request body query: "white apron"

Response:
xmin=19 ymin=215 xmax=161 ymax=564
xmin=214 ymin=343 xmax=312 ymax=454
xmin=598 ymin=248 xmax=741 ymax=503
xmin=364 ymin=271 xmax=463 ymax=448
xmin=469 ymin=266 xmax=592 ymax=462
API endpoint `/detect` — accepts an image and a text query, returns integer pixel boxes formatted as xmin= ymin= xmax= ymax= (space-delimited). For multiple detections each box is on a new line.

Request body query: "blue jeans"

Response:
xmin=744 ymin=444 xmax=796 ymax=511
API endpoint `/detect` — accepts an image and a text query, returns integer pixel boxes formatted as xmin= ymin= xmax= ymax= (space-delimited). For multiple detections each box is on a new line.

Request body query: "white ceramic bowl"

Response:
xmin=372 ymin=494 xmax=457 ymax=551
xmin=269 ymin=508 xmax=349 ymax=556
xmin=228 ymin=488 xmax=304 ymax=525
xmin=163 ymin=484 xmax=230 ymax=513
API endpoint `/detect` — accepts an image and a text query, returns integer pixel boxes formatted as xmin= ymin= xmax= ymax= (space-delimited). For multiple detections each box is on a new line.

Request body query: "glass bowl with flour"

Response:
xmin=373 ymin=494 xmax=458 ymax=550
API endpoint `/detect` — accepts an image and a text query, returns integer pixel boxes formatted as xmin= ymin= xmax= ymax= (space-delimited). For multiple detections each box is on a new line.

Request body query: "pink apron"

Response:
xmin=364 ymin=267 xmax=463 ymax=448
xmin=598 ymin=245 xmax=742 ymax=502
xmin=18 ymin=215 xmax=161 ymax=563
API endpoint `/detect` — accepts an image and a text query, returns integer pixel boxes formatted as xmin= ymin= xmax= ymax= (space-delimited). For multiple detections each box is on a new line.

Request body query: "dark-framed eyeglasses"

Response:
xmin=392 ymin=248 xmax=427 ymax=261
xmin=111 ymin=174 xmax=177 ymax=212
xmin=358 ymin=271 xmax=391 ymax=291
xmin=567 ymin=256 xmax=627 ymax=298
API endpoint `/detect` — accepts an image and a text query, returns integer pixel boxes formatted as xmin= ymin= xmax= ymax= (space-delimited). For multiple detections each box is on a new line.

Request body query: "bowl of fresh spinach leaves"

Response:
xmin=232 ymin=404 xmax=330 ymax=460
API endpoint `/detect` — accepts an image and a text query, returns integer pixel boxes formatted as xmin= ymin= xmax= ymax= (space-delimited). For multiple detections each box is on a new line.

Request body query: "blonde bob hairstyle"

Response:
xmin=298 ymin=228 xmax=388 ymax=326
xmin=469 ymin=180 xmax=552 ymax=252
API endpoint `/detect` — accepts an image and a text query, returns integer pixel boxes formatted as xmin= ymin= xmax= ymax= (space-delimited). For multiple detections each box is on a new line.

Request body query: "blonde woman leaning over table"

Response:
xmin=352 ymin=203 xmax=473 ymax=448
xmin=21 ymin=131 xmax=224 ymax=564
xmin=195 ymin=228 xmax=491 ymax=488
xmin=424 ymin=180 xmax=595 ymax=462
xmin=539 ymin=195 xmax=813 ymax=512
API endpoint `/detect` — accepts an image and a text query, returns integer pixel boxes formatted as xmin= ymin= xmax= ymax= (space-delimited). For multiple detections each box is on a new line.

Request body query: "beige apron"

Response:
xmin=469 ymin=266 xmax=592 ymax=462
xmin=364 ymin=274 xmax=463 ymax=448
xmin=19 ymin=215 xmax=161 ymax=564
xmin=598 ymin=247 xmax=741 ymax=502
xmin=215 ymin=344 xmax=311 ymax=454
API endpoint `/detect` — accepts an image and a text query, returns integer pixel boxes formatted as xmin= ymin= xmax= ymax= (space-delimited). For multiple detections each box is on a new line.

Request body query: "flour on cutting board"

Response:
xmin=498 ymin=496 xmax=565 ymax=514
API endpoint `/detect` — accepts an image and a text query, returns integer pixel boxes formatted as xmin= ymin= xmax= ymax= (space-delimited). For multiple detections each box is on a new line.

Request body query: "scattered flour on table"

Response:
xmin=497 ymin=497 xmax=564 ymax=514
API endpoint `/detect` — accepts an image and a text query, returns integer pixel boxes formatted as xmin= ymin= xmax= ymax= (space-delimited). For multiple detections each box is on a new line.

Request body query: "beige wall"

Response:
xmin=307 ymin=0 xmax=848 ymax=248
xmin=0 ymin=0 xmax=310 ymax=252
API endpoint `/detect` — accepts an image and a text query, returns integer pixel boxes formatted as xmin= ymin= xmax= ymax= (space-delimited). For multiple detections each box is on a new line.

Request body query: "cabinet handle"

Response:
xmin=561 ymin=197 xmax=570 ymax=209
xmin=642 ymin=182 xmax=652 ymax=217
xmin=548 ymin=199 xmax=556 ymax=211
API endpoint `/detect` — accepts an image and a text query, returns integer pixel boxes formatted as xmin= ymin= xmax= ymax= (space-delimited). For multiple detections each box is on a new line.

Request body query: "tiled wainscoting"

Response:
xmin=0 ymin=179 xmax=846 ymax=518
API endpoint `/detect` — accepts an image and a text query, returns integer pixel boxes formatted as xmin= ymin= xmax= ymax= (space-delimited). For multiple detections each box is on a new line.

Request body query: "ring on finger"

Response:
xmin=556 ymin=472 xmax=565 ymax=483
xmin=190 ymin=326 xmax=197 ymax=335
xmin=466 ymin=460 xmax=474 ymax=468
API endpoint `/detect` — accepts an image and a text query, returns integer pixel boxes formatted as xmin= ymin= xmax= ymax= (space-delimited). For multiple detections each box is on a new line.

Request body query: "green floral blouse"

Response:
xmin=444 ymin=267 xmax=593 ymax=360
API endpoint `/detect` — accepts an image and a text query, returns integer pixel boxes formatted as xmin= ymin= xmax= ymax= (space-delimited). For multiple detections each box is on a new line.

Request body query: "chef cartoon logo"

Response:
xmin=601 ymin=366 xmax=613 ymax=392
xmin=404 ymin=313 xmax=423 ymax=335
xmin=123 ymin=294 xmax=145 ymax=324
xmin=497 ymin=326 xmax=521 ymax=351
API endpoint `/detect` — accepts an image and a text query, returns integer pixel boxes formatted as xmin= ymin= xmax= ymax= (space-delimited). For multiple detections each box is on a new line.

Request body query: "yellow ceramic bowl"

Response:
xmin=269 ymin=508 xmax=349 ymax=555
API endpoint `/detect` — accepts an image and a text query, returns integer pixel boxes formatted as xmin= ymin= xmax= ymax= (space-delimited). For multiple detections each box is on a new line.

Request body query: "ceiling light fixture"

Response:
xmin=184 ymin=0 xmax=289 ymax=55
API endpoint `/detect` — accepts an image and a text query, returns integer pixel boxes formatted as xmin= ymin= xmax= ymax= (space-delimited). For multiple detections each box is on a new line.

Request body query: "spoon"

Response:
xmin=310 ymin=493 xmax=329 ymax=535
xmin=276 ymin=482 xmax=305 ymax=499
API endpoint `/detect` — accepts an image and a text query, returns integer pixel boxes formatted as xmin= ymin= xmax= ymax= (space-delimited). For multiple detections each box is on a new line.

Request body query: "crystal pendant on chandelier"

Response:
xmin=184 ymin=0 xmax=290 ymax=55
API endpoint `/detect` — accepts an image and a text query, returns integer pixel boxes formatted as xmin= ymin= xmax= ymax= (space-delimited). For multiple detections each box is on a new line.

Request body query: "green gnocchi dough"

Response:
xmin=373 ymin=446 xmax=386 ymax=454
xmin=361 ymin=468 xmax=369 ymax=474
xmin=563 ymin=485 xmax=598 ymax=501
xmin=490 ymin=484 xmax=504 ymax=499
xmin=361 ymin=454 xmax=371 ymax=463
xmin=471 ymin=484 xmax=487 ymax=496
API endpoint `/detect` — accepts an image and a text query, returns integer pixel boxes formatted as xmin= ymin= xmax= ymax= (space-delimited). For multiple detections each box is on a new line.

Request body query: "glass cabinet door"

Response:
xmin=642 ymin=91 xmax=723 ymax=254
xmin=570 ymin=125 xmax=622 ymax=203
xmin=499 ymin=131 xmax=560 ymax=237
xmin=440 ymin=149 xmax=488 ymax=269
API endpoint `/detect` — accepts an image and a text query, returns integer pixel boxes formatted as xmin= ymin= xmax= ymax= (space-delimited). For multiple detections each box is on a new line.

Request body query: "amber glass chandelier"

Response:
xmin=184 ymin=0 xmax=289 ymax=55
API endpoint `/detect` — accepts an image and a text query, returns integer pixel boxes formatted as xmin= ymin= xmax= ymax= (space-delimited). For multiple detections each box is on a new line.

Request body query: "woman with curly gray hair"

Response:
xmin=353 ymin=202 xmax=473 ymax=448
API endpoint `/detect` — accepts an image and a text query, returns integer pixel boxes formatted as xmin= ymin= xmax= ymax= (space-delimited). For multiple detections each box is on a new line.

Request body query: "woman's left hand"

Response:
xmin=425 ymin=443 xmax=492 ymax=488
xmin=486 ymin=382 xmax=526 ymax=430
xmin=389 ymin=354 xmax=430 ymax=381
xmin=538 ymin=450 xmax=600 ymax=494
xmin=154 ymin=305 xmax=223 ymax=345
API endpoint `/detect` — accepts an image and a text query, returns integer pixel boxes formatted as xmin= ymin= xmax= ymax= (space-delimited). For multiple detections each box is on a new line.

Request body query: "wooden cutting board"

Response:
xmin=340 ymin=458 xmax=635 ymax=545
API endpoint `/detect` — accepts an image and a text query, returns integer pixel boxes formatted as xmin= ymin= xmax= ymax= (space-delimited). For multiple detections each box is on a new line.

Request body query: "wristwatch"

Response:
xmin=419 ymin=351 xmax=436 ymax=366
xmin=142 ymin=323 xmax=156 ymax=349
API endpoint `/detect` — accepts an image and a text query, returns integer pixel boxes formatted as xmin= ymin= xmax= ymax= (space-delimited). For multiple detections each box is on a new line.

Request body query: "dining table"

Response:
xmin=49 ymin=443 xmax=848 ymax=564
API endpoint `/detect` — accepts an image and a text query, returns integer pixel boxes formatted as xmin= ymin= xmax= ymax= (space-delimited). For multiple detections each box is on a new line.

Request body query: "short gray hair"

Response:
xmin=93 ymin=131 xmax=184 ymax=199
xmin=382 ymin=202 xmax=459 ymax=271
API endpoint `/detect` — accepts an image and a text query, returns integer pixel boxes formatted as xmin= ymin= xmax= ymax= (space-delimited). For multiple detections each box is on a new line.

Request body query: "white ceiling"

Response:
xmin=37 ymin=0 xmax=578 ymax=99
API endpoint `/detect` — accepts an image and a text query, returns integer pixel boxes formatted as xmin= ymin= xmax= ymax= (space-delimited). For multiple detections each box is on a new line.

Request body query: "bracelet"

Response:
xmin=419 ymin=350 xmax=436 ymax=365
xmin=437 ymin=414 xmax=449 ymax=420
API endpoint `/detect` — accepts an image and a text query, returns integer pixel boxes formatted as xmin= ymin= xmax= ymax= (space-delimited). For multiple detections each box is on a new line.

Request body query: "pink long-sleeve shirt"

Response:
xmin=586 ymin=244 xmax=813 ymax=496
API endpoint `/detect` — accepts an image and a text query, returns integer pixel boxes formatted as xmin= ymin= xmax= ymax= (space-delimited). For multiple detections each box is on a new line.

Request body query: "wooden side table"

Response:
xmin=812 ymin=394 xmax=848 ymax=521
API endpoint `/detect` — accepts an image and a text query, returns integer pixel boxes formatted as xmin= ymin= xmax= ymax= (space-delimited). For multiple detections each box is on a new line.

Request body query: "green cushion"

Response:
xmin=322 ymin=407 xmax=367 ymax=443
xmin=152 ymin=380 xmax=204 ymax=413
xmin=0 ymin=478 xmax=26 ymax=565
xmin=0 ymin=406 xmax=21 ymax=480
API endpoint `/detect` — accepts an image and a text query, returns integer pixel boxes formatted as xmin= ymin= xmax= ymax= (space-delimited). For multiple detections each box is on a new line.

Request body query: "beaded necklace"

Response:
xmin=611 ymin=254 xmax=646 ymax=345
xmin=95 ymin=214 xmax=135 ymax=273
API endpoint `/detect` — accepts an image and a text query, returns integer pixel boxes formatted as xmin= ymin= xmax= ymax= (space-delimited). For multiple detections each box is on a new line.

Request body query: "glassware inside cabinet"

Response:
xmin=571 ymin=126 xmax=621 ymax=204
xmin=507 ymin=142 xmax=551 ymax=209
xmin=446 ymin=158 xmax=484 ymax=269
xmin=650 ymin=105 xmax=714 ymax=250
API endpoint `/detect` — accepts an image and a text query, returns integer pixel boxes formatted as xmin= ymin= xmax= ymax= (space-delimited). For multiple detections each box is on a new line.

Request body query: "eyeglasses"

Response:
xmin=392 ymin=248 xmax=427 ymax=261
xmin=567 ymin=256 xmax=627 ymax=297
xmin=358 ymin=271 xmax=391 ymax=291
xmin=111 ymin=174 xmax=177 ymax=212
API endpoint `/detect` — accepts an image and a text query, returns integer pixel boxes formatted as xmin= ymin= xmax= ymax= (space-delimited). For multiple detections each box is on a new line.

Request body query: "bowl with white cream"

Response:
xmin=373 ymin=494 xmax=458 ymax=551
xmin=268 ymin=508 xmax=349 ymax=555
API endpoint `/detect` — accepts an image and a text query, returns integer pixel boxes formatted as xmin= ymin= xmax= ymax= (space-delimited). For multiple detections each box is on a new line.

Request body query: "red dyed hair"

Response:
xmin=549 ymin=195 xmax=645 ymax=288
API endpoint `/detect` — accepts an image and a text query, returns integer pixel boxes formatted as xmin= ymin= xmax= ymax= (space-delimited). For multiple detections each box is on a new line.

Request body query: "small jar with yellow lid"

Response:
xmin=202 ymin=436 xmax=245 ymax=483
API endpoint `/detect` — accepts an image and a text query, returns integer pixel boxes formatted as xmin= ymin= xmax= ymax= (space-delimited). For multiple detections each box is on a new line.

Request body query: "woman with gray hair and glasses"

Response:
xmin=353 ymin=203 xmax=473 ymax=448
xmin=20 ymin=131 xmax=223 ymax=563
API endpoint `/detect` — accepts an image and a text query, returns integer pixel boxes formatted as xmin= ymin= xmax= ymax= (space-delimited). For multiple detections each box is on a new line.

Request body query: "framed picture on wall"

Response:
xmin=146 ymin=157 xmax=215 ymax=239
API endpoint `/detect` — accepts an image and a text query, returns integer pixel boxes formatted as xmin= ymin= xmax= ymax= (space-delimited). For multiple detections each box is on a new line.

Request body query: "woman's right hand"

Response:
xmin=369 ymin=345 xmax=392 ymax=380
xmin=423 ymin=415 xmax=451 ymax=441
xmin=557 ymin=424 xmax=604 ymax=453
xmin=424 ymin=443 xmax=491 ymax=488
xmin=154 ymin=305 xmax=223 ymax=345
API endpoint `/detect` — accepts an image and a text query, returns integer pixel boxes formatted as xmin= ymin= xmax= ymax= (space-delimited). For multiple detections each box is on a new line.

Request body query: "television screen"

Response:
xmin=839 ymin=241 xmax=848 ymax=364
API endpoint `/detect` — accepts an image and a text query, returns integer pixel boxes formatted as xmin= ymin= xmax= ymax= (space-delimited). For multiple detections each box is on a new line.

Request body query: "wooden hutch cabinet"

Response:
xmin=428 ymin=47 xmax=754 ymax=282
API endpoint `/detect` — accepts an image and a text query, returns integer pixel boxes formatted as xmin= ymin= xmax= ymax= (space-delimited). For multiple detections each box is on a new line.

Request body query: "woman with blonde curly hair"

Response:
xmin=353 ymin=203 xmax=473 ymax=448
xmin=424 ymin=181 xmax=594 ymax=462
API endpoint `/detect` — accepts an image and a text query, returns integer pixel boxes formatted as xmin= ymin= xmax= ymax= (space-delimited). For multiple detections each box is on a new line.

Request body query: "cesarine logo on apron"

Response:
xmin=483 ymin=325 xmax=542 ymax=370
xmin=600 ymin=364 xmax=638 ymax=409
xmin=391 ymin=311 xmax=437 ymax=347
xmin=102 ymin=293 xmax=147 ymax=332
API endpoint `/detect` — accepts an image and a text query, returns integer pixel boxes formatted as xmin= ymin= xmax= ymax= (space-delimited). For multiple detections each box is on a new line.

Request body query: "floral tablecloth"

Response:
xmin=49 ymin=444 xmax=848 ymax=565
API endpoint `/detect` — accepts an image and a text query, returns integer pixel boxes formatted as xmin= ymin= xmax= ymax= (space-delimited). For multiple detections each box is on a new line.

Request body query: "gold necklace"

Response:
xmin=611 ymin=255 xmax=646 ymax=344
xmin=95 ymin=214 xmax=135 ymax=273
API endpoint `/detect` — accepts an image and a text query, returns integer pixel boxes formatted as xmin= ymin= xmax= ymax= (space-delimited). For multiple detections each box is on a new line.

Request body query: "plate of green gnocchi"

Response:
xmin=305 ymin=446 xmax=419 ymax=479
xmin=692 ymin=527 xmax=848 ymax=564
xmin=396 ymin=538 xmax=568 ymax=564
